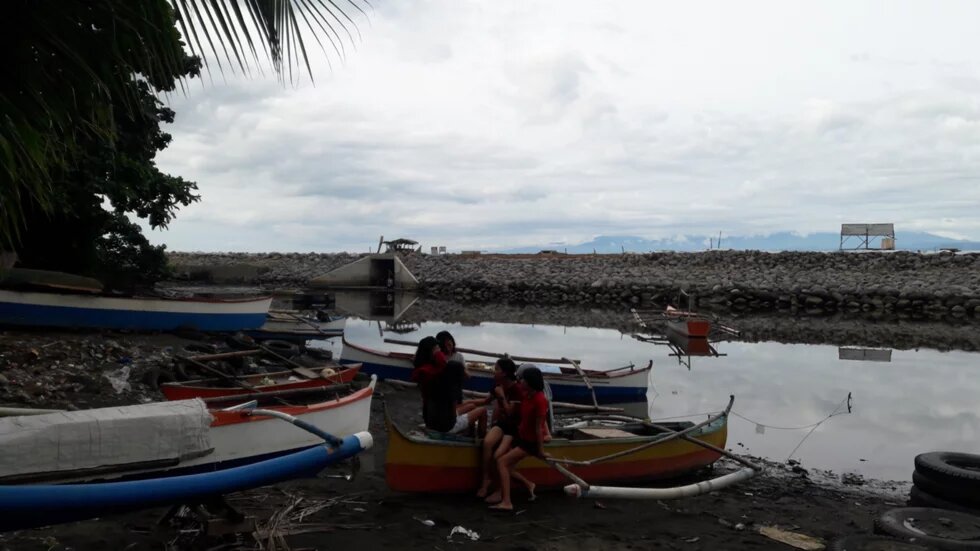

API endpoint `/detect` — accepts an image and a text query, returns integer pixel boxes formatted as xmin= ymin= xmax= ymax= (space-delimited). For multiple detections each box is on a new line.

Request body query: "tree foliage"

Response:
xmin=2 ymin=0 xmax=365 ymax=287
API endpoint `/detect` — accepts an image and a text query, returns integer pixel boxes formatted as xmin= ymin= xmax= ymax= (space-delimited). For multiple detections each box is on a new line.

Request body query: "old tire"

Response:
xmin=263 ymin=340 xmax=300 ymax=357
xmin=915 ymin=452 xmax=980 ymax=493
xmin=225 ymin=334 xmax=258 ymax=351
xmin=913 ymin=471 xmax=980 ymax=509
xmin=829 ymin=534 xmax=931 ymax=551
xmin=909 ymin=485 xmax=980 ymax=516
xmin=874 ymin=507 xmax=980 ymax=549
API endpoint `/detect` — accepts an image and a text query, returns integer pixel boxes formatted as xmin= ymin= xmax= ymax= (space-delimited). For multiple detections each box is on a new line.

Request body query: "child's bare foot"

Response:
xmin=476 ymin=482 xmax=491 ymax=499
xmin=488 ymin=502 xmax=513 ymax=512
xmin=527 ymin=482 xmax=537 ymax=502
xmin=484 ymin=491 xmax=502 ymax=504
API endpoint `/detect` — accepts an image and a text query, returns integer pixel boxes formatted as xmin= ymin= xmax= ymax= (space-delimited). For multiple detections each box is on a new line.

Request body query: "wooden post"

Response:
xmin=563 ymin=357 xmax=599 ymax=411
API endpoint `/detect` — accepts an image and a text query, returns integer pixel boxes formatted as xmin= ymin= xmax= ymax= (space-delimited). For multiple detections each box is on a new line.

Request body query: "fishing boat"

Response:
xmin=0 ymin=411 xmax=373 ymax=532
xmin=664 ymin=305 xmax=711 ymax=338
xmin=0 ymin=288 xmax=272 ymax=332
xmin=339 ymin=337 xmax=651 ymax=403
xmin=160 ymin=363 xmax=363 ymax=401
xmin=384 ymin=406 xmax=728 ymax=493
xmin=0 ymin=376 xmax=376 ymax=486
xmin=245 ymin=312 xmax=347 ymax=341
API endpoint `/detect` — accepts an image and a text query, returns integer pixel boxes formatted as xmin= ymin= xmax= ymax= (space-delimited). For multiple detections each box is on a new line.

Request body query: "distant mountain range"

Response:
xmin=496 ymin=232 xmax=980 ymax=254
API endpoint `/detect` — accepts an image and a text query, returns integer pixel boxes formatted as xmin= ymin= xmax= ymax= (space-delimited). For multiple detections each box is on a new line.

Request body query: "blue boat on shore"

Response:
xmin=339 ymin=337 xmax=652 ymax=404
xmin=0 ymin=431 xmax=372 ymax=532
xmin=0 ymin=289 xmax=272 ymax=332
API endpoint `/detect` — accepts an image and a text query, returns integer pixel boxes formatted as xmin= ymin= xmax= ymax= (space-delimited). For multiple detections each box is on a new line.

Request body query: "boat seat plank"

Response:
xmin=575 ymin=427 xmax=637 ymax=439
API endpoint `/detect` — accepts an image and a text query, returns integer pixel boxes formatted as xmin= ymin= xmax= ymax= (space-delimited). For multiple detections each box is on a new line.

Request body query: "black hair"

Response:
xmin=519 ymin=366 xmax=545 ymax=392
xmin=414 ymin=336 xmax=439 ymax=368
xmin=435 ymin=331 xmax=455 ymax=351
xmin=496 ymin=358 xmax=517 ymax=381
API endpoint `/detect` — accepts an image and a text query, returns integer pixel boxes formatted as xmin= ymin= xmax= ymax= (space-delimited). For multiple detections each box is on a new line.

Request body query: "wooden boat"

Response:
xmin=0 ymin=425 xmax=372 ymax=532
xmin=160 ymin=363 xmax=362 ymax=401
xmin=384 ymin=408 xmax=727 ymax=493
xmin=245 ymin=312 xmax=347 ymax=341
xmin=665 ymin=305 xmax=711 ymax=338
xmin=0 ymin=377 xmax=376 ymax=486
xmin=0 ymin=289 xmax=272 ymax=332
xmin=339 ymin=337 xmax=651 ymax=404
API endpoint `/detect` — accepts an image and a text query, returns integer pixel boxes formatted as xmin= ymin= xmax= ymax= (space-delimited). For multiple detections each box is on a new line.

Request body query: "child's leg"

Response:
xmin=490 ymin=447 xmax=528 ymax=511
xmin=477 ymin=426 xmax=503 ymax=497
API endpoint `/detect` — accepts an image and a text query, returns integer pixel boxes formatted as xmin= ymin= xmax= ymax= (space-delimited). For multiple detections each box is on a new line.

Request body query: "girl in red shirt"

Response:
xmin=411 ymin=336 xmax=485 ymax=434
xmin=489 ymin=366 xmax=550 ymax=511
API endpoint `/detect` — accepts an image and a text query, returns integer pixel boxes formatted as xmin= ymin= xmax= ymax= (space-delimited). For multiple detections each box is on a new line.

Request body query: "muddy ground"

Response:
xmin=0 ymin=338 xmax=914 ymax=551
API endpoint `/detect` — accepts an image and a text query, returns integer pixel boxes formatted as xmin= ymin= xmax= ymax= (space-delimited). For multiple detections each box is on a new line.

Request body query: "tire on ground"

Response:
xmin=914 ymin=452 xmax=980 ymax=493
xmin=908 ymin=484 xmax=980 ymax=516
xmin=262 ymin=339 xmax=301 ymax=357
xmin=828 ymin=534 xmax=931 ymax=551
xmin=912 ymin=470 xmax=980 ymax=509
xmin=874 ymin=507 xmax=980 ymax=550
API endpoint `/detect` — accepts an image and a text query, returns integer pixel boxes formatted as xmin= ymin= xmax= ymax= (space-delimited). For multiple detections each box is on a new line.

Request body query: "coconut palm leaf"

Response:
xmin=1 ymin=0 xmax=367 ymax=249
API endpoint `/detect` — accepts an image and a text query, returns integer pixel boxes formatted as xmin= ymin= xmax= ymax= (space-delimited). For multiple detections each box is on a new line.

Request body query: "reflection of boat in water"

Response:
xmin=384 ymin=406 xmax=727 ymax=493
xmin=666 ymin=331 xmax=713 ymax=356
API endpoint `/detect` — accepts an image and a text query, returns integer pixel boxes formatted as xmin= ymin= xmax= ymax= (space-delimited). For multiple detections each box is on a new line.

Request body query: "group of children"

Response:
xmin=410 ymin=332 xmax=552 ymax=511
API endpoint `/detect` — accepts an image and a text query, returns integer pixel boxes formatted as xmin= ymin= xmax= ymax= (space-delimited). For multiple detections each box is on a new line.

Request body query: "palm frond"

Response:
xmin=170 ymin=0 xmax=368 ymax=84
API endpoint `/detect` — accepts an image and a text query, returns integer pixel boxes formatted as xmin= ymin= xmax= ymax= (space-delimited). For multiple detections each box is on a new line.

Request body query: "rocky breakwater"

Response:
xmin=167 ymin=250 xmax=980 ymax=316
xmin=168 ymin=251 xmax=368 ymax=285
xmin=415 ymin=251 xmax=980 ymax=317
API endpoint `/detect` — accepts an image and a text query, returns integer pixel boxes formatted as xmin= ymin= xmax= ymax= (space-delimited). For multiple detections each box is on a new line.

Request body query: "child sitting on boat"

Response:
xmin=411 ymin=336 xmax=486 ymax=435
xmin=476 ymin=358 xmax=523 ymax=499
xmin=436 ymin=331 xmax=485 ymax=416
xmin=488 ymin=366 xmax=551 ymax=511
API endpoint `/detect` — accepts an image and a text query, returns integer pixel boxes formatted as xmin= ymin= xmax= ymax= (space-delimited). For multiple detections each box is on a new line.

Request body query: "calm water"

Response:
xmin=319 ymin=317 xmax=980 ymax=482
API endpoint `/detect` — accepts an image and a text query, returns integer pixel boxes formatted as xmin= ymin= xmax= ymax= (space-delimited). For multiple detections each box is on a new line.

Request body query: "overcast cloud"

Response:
xmin=151 ymin=0 xmax=980 ymax=252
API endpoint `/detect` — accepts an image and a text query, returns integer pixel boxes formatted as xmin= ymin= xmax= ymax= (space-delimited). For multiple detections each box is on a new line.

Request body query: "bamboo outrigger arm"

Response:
xmin=550 ymin=395 xmax=764 ymax=500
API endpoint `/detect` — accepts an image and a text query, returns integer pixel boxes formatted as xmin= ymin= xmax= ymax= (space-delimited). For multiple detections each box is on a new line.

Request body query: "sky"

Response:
xmin=151 ymin=0 xmax=980 ymax=252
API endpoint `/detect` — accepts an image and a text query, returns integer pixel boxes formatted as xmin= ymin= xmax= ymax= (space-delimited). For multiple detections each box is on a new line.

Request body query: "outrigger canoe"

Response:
xmin=245 ymin=312 xmax=347 ymax=341
xmin=0 ymin=377 xmax=377 ymax=486
xmin=160 ymin=363 xmax=362 ymax=401
xmin=339 ymin=337 xmax=651 ymax=403
xmin=384 ymin=407 xmax=727 ymax=493
xmin=0 ymin=289 xmax=271 ymax=332
xmin=0 ymin=415 xmax=372 ymax=532
xmin=665 ymin=306 xmax=711 ymax=338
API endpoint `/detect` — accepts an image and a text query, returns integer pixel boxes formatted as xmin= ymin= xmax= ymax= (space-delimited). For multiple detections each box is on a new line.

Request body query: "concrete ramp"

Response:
xmin=308 ymin=253 xmax=418 ymax=290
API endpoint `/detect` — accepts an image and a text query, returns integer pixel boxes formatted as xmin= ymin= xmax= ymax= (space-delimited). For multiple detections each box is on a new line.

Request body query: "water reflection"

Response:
xmin=322 ymin=316 xmax=980 ymax=482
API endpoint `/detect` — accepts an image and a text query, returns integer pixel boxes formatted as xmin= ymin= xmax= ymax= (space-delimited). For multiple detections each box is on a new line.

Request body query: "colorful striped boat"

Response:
xmin=160 ymin=364 xmax=362 ymax=401
xmin=339 ymin=337 xmax=651 ymax=404
xmin=384 ymin=408 xmax=727 ymax=493
xmin=0 ymin=289 xmax=272 ymax=332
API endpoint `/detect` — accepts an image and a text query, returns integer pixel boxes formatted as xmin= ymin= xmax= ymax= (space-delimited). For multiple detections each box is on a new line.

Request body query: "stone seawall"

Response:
xmin=167 ymin=250 xmax=980 ymax=316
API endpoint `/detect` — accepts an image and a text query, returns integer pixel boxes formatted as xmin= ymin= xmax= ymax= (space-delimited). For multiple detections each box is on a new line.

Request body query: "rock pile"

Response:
xmin=167 ymin=250 xmax=980 ymax=316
